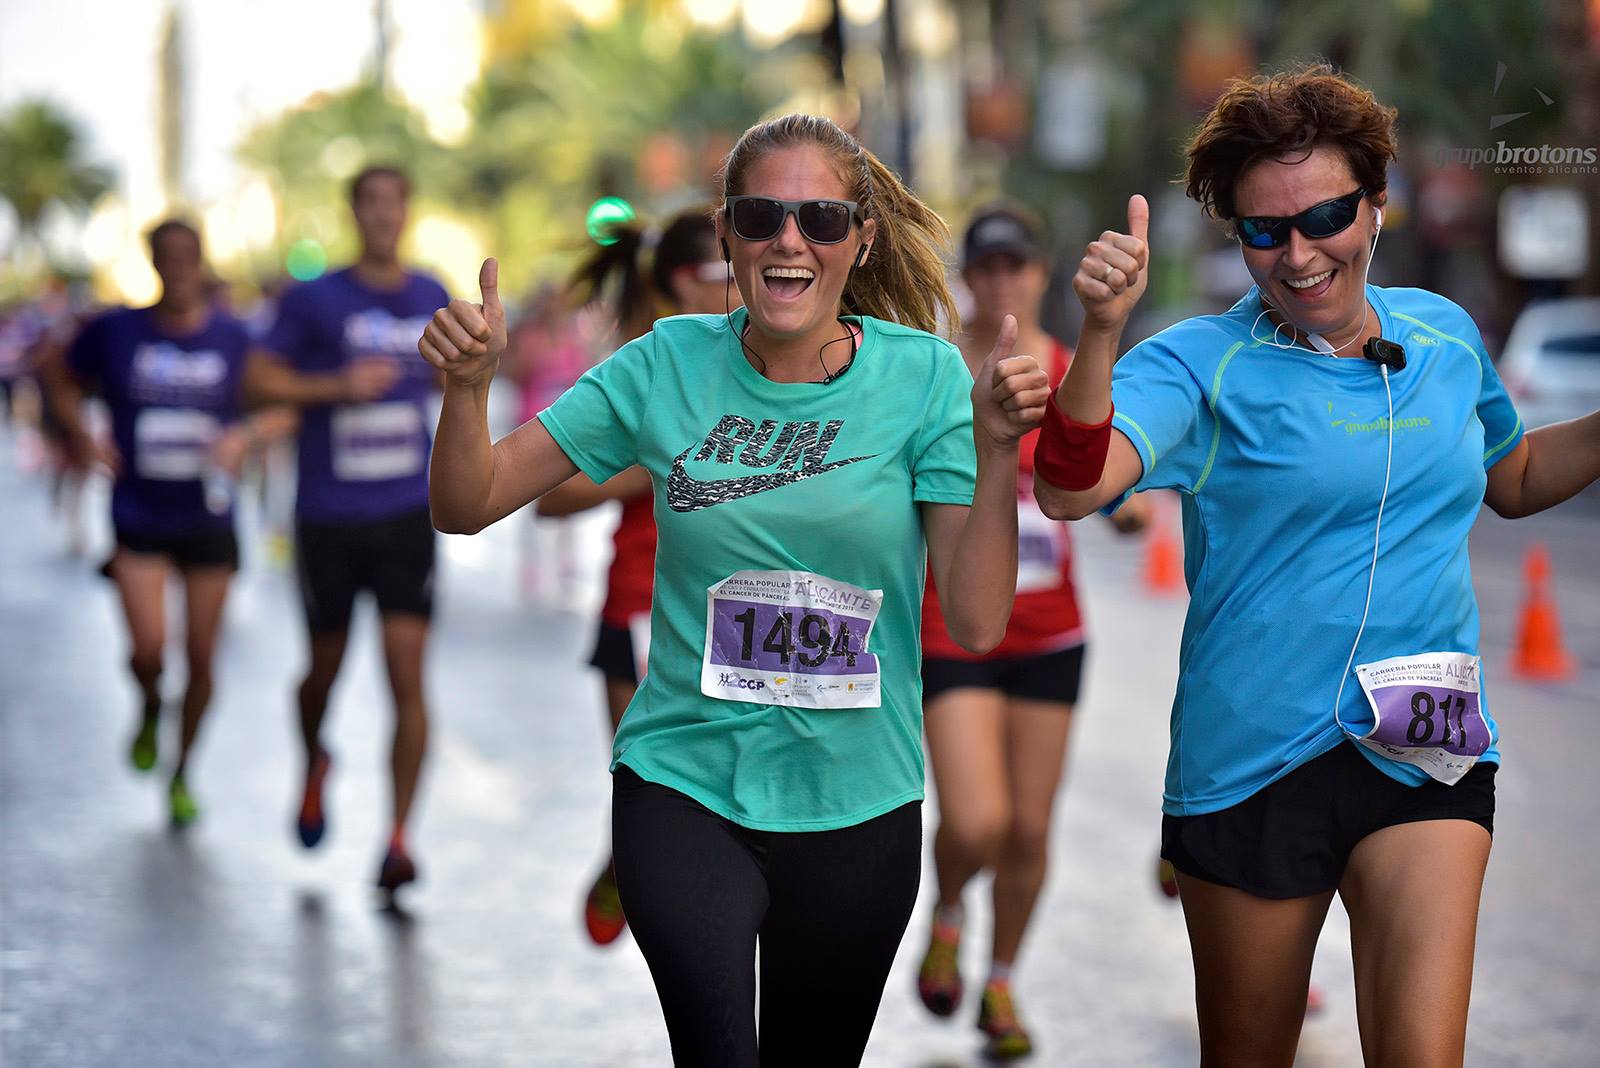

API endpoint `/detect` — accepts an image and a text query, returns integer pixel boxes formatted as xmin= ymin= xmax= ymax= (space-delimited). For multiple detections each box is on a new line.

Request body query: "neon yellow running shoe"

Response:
xmin=129 ymin=718 xmax=158 ymax=773
xmin=917 ymin=920 xmax=964 ymax=1017
xmin=977 ymin=982 xmax=1034 ymax=1060
xmin=169 ymin=776 xmax=200 ymax=826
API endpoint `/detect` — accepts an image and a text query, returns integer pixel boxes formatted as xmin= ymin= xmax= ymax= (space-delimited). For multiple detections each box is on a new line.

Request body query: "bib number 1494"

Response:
xmin=729 ymin=606 xmax=859 ymax=669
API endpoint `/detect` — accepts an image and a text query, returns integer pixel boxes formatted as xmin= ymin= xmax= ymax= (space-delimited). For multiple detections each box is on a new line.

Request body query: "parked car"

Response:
xmin=1497 ymin=297 xmax=1600 ymax=430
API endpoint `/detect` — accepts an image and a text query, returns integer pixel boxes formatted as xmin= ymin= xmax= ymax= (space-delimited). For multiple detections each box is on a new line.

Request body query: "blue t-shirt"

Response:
xmin=540 ymin=310 xmax=977 ymax=831
xmin=1108 ymin=285 xmax=1525 ymax=816
xmin=68 ymin=306 xmax=249 ymax=536
xmin=263 ymin=267 xmax=448 ymax=523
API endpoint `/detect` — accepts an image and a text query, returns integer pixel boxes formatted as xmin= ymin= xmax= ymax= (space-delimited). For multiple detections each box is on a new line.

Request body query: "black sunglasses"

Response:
xmin=1236 ymin=188 xmax=1368 ymax=250
xmin=725 ymin=196 xmax=861 ymax=245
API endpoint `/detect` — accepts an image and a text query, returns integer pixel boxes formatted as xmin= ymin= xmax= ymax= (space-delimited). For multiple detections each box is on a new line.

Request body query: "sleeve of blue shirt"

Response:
xmin=538 ymin=331 xmax=655 ymax=483
xmin=1103 ymin=328 xmax=1216 ymax=511
xmin=911 ymin=339 xmax=977 ymax=505
xmin=1470 ymin=324 xmax=1525 ymax=469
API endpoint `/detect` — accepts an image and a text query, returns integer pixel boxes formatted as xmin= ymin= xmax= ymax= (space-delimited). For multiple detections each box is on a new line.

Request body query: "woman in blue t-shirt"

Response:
xmin=1034 ymin=65 xmax=1600 ymax=1066
xmin=421 ymin=114 xmax=1052 ymax=1066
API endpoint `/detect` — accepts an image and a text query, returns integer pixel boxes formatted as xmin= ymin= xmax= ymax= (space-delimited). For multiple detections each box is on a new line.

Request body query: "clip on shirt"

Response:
xmin=1034 ymin=399 xmax=1114 ymax=491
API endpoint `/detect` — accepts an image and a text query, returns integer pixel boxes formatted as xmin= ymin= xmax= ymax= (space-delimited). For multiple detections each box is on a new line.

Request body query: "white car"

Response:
xmin=1497 ymin=297 xmax=1600 ymax=430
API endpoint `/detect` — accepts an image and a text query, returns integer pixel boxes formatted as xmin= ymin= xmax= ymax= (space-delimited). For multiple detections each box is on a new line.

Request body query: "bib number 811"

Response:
xmin=731 ymin=607 xmax=857 ymax=669
xmin=1407 ymin=691 xmax=1469 ymax=747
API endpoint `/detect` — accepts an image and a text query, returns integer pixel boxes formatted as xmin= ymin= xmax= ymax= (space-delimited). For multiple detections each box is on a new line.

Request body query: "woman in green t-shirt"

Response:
xmin=420 ymin=114 xmax=1050 ymax=1066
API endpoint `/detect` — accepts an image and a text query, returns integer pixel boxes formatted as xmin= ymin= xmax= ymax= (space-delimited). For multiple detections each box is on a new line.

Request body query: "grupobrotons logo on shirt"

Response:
xmin=667 ymin=414 xmax=875 ymax=512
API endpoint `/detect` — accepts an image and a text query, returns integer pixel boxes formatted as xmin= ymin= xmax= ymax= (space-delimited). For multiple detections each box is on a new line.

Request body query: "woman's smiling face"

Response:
xmin=1234 ymin=144 xmax=1383 ymax=342
xmin=720 ymin=145 xmax=875 ymax=343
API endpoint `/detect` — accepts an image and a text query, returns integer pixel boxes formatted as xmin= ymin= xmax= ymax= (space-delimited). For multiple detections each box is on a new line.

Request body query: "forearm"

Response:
xmin=1502 ymin=412 xmax=1600 ymax=517
xmin=246 ymin=353 xmax=348 ymax=408
xmin=429 ymin=379 xmax=498 ymax=533
xmin=941 ymin=438 xmax=1020 ymax=653
xmin=1056 ymin=321 xmax=1122 ymax=423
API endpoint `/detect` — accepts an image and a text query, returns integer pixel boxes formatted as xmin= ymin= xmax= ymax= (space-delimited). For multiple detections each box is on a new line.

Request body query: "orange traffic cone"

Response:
xmin=1142 ymin=494 xmax=1184 ymax=596
xmin=1512 ymin=543 xmax=1576 ymax=681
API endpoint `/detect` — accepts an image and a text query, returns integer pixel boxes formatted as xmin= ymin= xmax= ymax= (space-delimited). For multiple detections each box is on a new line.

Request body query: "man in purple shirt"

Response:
xmin=246 ymin=166 xmax=447 ymax=895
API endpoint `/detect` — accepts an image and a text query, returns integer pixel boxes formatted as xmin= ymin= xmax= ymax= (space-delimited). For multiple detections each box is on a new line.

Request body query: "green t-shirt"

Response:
xmin=540 ymin=309 xmax=977 ymax=830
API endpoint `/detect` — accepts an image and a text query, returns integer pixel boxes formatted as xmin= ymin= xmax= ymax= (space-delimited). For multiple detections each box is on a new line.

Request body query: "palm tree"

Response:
xmin=0 ymin=100 xmax=113 ymax=268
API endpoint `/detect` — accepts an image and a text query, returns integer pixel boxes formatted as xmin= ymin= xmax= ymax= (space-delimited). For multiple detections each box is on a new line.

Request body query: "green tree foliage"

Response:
xmin=238 ymin=81 xmax=453 ymax=270
xmin=0 ymin=99 xmax=113 ymax=266
xmin=456 ymin=9 xmax=786 ymax=280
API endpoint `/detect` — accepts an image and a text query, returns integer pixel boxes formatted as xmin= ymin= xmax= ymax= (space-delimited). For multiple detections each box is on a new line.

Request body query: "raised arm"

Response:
xmin=536 ymin=467 xmax=652 ymax=517
xmin=1034 ymin=195 xmax=1151 ymax=520
xmin=923 ymin=316 xmax=1050 ymax=654
xmin=420 ymin=258 xmax=579 ymax=534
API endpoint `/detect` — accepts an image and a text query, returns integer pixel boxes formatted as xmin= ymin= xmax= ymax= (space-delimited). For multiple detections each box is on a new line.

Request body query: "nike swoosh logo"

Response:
xmin=666 ymin=446 xmax=876 ymax=512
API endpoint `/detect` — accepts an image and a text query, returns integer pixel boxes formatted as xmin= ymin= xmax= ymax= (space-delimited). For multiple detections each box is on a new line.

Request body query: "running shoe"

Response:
xmin=583 ymin=862 xmax=627 ymax=945
xmin=129 ymin=717 xmax=158 ymax=773
xmin=295 ymin=747 xmax=332 ymax=849
xmin=1156 ymin=856 xmax=1180 ymax=899
xmin=377 ymin=844 xmax=418 ymax=893
xmin=917 ymin=920 xmax=964 ymax=1017
xmin=169 ymin=775 xmax=199 ymax=827
xmin=977 ymin=982 xmax=1034 ymax=1060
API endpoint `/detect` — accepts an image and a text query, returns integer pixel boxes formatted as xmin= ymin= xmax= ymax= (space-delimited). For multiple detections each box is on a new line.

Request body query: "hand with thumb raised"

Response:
xmin=418 ymin=257 xmax=509 ymax=387
xmin=972 ymin=314 xmax=1050 ymax=447
xmin=1073 ymin=194 xmax=1152 ymax=331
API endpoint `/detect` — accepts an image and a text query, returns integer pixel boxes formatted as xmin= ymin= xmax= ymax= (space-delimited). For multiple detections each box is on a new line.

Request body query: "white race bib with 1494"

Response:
xmin=701 ymin=570 xmax=882 ymax=709
xmin=331 ymin=402 xmax=424 ymax=481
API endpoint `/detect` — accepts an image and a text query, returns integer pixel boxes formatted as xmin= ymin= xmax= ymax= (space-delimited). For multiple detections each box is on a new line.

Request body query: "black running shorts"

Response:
xmin=295 ymin=506 xmax=436 ymax=633
xmin=1161 ymin=741 xmax=1497 ymax=900
xmin=112 ymin=525 xmax=239 ymax=572
xmin=589 ymin=621 xmax=639 ymax=686
xmin=921 ymin=643 xmax=1085 ymax=707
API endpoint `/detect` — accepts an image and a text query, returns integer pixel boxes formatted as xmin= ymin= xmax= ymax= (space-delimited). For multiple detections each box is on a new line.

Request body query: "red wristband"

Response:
xmin=1034 ymin=399 xmax=1113 ymax=491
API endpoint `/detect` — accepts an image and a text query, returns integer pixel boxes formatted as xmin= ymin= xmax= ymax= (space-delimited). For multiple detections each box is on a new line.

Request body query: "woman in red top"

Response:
xmin=916 ymin=205 xmax=1144 ymax=1059
xmin=535 ymin=205 xmax=737 ymax=945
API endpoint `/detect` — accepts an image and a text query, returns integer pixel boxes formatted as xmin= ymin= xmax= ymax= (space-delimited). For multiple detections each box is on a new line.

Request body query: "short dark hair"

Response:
xmin=146 ymin=218 xmax=202 ymax=257
xmin=349 ymin=164 xmax=411 ymax=205
xmin=1185 ymin=63 xmax=1398 ymax=221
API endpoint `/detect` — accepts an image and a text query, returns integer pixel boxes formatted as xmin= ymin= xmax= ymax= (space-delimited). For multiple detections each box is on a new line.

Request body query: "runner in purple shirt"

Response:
xmin=245 ymin=165 xmax=447 ymax=896
xmin=44 ymin=220 xmax=281 ymax=826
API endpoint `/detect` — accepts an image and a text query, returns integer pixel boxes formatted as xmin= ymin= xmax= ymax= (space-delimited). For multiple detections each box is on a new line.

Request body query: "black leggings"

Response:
xmin=611 ymin=765 xmax=922 ymax=1068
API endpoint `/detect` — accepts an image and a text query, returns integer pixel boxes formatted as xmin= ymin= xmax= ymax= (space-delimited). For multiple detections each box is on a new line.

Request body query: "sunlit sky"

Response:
xmin=0 ymin=0 xmax=483 ymax=293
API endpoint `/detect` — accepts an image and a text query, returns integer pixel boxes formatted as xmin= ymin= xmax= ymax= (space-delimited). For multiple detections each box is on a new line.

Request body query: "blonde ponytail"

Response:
xmin=719 ymin=114 xmax=959 ymax=338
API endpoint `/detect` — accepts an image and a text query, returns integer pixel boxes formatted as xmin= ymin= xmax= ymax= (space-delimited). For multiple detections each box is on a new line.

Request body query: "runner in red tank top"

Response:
xmin=535 ymin=205 xmax=738 ymax=945
xmin=914 ymin=205 xmax=1146 ymax=1060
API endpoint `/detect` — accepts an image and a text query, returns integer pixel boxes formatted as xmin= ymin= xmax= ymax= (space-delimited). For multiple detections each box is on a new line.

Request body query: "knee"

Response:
xmin=129 ymin=651 xmax=162 ymax=685
xmin=185 ymin=642 xmax=217 ymax=679
xmin=1004 ymin=813 xmax=1053 ymax=864
xmin=941 ymin=806 xmax=1010 ymax=865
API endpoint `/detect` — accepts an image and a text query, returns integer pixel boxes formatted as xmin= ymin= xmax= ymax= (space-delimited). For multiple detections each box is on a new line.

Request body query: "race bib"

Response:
xmin=134 ymin=408 xmax=219 ymax=480
xmin=701 ymin=570 xmax=882 ymax=709
xmin=1016 ymin=500 xmax=1066 ymax=594
xmin=331 ymin=402 xmax=424 ymax=481
xmin=1352 ymin=651 xmax=1490 ymax=785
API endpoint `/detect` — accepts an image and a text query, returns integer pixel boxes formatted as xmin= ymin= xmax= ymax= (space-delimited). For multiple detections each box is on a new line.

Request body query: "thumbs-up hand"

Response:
xmin=419 ymin=258 xmax=509 ymax=387
xmin=1074 ymin=195 xmax=1151 ymax=331
xmin=972 ymin=314 xmax=1050 ymax=447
